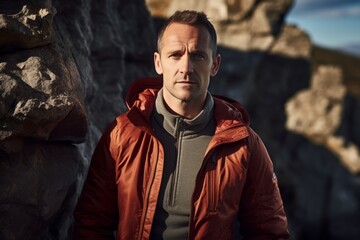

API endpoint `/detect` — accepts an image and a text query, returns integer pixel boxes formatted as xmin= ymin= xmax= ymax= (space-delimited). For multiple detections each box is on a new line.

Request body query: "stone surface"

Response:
xmin=0 ymin=45 xmax=87 ymax=144
xmin=147 ymin=0 xmax=257 ymax=22
xmin=0 ymin=140 xmax=83 ymax=239
xmin=0 ymin=0 xmax=155 ymax=239
xmin=285 ymin=66 xmax=346 ymax=143
xmin=270 ymin=24 xmax=312 ymax=59
xmin=147 ymin=0 xmax=292 ymax=52
xmin=0 ymin=0 xmax=55 ymax=51
xmin=285 ymin=65 xmax=360 ymax=173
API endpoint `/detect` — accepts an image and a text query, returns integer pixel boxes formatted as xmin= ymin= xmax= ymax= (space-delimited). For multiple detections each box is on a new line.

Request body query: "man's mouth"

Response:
xmin=177 ymin=80 xmax=195 ymax=84
xmin=176 ymin=77 xmax=196 ymax=84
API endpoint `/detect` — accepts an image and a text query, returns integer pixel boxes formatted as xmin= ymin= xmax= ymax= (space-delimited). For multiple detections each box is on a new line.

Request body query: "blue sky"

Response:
xmin=286 ymin=0 xmax=360 ymax=50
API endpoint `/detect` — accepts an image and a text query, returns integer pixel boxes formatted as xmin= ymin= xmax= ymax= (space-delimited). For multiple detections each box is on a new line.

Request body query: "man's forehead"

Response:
xmin=161 ymin=23 xmax=210 ymax=46
xmin=162 ymin=23 xmax=209 ymax=40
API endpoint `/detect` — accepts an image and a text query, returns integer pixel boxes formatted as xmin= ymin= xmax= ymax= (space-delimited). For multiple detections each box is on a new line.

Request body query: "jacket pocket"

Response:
xmin=207 ymin=154 xmax=218 ymax=212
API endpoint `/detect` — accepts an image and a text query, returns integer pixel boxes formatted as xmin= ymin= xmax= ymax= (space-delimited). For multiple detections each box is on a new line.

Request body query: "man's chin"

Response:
xmin=176 ymin=94 xmax=193 ymax=103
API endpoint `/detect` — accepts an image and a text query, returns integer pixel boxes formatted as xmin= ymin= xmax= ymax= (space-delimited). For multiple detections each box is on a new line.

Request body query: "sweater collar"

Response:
xmin=153 ymin=89 xmax=214 ymax=137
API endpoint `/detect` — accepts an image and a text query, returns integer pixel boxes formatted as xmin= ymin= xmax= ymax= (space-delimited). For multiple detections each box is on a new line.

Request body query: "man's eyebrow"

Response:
xmin=167 ymin=49 xmax=183 ymax=55
xmin=190 ymin=49 xmax=208 ymax=57
xmin=191 ymin=49 xmax=207 ymax=54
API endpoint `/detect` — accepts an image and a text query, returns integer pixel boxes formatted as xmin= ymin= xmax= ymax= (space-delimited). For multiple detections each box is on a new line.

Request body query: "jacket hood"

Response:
xmin=125 ymin=77 xmax=163 ymax=110
xmin=125 ymin=77 xmax=250 ymax=126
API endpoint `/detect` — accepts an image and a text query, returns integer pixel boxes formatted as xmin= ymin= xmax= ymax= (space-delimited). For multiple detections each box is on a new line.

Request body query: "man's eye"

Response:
xmin=192 ymin=53 xmax=205 ymax=60
xmin=169 ymin=53 xmax=181 ymax=59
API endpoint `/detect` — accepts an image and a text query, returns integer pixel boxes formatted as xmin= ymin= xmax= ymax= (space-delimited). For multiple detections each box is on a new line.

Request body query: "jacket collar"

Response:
xmin=125 ymin=77 xmax=249 ymax=143
xmin=153 ymin=88 xmax=214 ymax=137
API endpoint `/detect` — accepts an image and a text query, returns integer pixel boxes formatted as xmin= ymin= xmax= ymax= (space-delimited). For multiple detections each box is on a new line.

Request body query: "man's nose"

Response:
xmin=179 ymin=54 xmax=193 ymax=74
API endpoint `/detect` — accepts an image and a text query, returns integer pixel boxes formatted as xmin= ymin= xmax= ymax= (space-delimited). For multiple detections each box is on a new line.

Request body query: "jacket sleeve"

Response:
xmin=73 ymin=122 xmax=119 ymax=239
xmin=238 ymin=128 xmax=290 ymax=240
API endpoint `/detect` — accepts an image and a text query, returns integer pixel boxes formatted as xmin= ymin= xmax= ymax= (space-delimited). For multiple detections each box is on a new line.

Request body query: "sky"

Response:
xmin=286 ymin=0 xmax=360 ymax=53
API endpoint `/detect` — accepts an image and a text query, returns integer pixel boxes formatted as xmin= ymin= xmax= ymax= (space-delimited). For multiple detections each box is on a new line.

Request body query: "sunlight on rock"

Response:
xmin=285 ymin=65 xmax=360 ymax=173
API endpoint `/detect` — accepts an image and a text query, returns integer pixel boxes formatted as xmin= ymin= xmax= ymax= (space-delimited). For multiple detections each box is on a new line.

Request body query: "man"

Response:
xmin=74 ymin=10 xmax=289 ymax=240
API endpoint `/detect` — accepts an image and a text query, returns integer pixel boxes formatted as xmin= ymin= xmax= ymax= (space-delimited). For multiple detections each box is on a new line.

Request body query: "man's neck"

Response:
xmin=162 ymin=98 xmax=205 ymax=119
xmin=162 ymin=90 xmax=207 ymax=119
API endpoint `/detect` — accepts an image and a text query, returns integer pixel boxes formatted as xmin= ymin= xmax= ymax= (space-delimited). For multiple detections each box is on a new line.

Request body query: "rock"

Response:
xmin=54 ymin=0 xmax=156 ymax=138
xmin=270 ymin=24 xmax=311 ymax=59
xmin=285 ymin=65 xmax=360 ymax=173
xmin=0 ymin=44 xmax=87 ymax=144
xmin=0 ymin=0 xmax=56 ymax=51
xmin=147 ymin=0 xmax=257 ymax=22
xmin=250 ymin=0 xmax=292 ymax=35
xmin=0 ymin=0 xmax=155 ymax=239
xmin=285 ymin=66 xmax=346 ymax=143
xmin=147 ymin=0 xmax=292 ymax=52
xmin=326 ymin=136 xmax=360 ymax=173
xmin=0 ymin=140 xmax=84 ymax=239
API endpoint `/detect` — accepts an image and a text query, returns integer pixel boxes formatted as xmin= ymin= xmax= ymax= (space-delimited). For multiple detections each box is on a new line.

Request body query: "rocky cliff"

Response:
xmin=0 ymin=0 xmax=359 ymax=239
xmin=0 ymin=0 xmax=155 ymax=239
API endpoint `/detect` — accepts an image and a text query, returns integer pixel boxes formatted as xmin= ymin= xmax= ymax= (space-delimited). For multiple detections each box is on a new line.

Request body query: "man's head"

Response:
xmin=157 ymin=10 xmax=218 ymax=57
xmin=154 ymin=10 xmax=221 ymax=118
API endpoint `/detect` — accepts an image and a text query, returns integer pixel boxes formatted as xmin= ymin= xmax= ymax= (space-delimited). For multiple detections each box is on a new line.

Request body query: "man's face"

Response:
xmin=154 ymin=23 xmax=220 ymax=109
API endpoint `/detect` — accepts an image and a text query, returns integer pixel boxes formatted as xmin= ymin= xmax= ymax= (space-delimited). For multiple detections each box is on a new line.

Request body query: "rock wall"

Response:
xmin=0 ymin=0 xmax=155 ymax=239
xmin=0 ymin=0 xmax=359 ymax=239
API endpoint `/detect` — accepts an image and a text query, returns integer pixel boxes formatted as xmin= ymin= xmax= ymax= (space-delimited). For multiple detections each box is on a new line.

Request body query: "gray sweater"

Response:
xmin=150 ymin=89 xmax=216 ymax=239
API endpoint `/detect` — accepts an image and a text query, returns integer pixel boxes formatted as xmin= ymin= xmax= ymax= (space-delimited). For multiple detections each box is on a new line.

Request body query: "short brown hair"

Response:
xmin=157 ymin=10 xmax=218 ymax=56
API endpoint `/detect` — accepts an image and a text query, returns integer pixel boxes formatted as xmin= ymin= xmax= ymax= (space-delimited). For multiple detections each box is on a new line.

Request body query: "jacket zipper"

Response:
xmin=208 ymin=154 xmax=218 ymax=212
xmin=138 ymin=139 xmax=161 ymax=240
xmin=188 ymin=150 xmax=216 ymax=239
xmin=187 ymin=125 xmax=249 ymax=239
xmin=169 ymin=118 xmax=183 ymax=206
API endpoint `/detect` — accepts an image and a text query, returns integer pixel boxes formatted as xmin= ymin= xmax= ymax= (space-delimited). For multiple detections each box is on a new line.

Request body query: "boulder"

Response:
xmin=0 ymin=0 xmax=155 ymax=239
xmin=0 ymin=0 xmax=55 ymax=51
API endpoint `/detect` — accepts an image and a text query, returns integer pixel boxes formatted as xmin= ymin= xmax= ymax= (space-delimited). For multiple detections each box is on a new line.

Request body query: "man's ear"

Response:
xmin=210 ymin=54 xmax=221 ymax=77
xmin=154 ymin=52 xmax=163 ymax=75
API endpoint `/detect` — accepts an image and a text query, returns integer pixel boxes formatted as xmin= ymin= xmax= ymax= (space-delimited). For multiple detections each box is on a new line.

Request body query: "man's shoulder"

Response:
xmin=212 ymin=95 xmax=250 ymax=126
xmin=113 ymin=110 xmax=135 ymax=128
xmin=110 ymin=106 xmax=152 ymax=132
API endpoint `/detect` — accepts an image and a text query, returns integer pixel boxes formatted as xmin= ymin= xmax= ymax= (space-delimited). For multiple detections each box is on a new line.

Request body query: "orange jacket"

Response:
xmin=74 ymin=77 xmax=289 ymax=240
